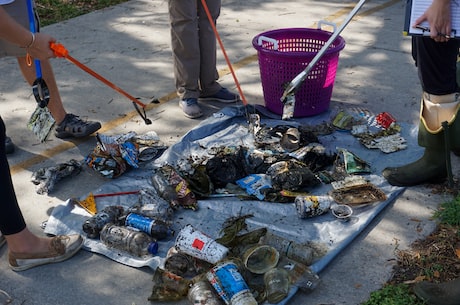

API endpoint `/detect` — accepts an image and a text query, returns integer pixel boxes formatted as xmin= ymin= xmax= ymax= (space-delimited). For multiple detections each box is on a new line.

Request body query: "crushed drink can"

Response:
xmin=206 ymin=261 xmax=257 ymax=305
xmin=188 ymin=280 xmax=222 ymax=305
xmin=295 ymin=195 xmax=333 ymax=218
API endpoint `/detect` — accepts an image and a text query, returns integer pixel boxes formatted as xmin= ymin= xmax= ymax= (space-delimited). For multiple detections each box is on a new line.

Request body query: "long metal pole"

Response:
xmin=281 ymin=0 xmax=367 ymax=119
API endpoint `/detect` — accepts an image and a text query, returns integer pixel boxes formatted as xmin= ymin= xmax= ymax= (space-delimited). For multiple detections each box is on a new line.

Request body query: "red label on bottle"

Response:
xmin=192 ymin=238 xmax=205 ymax=250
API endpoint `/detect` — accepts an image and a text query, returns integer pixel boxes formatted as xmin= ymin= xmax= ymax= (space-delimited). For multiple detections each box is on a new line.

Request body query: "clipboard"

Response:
xmin=403 ymin=0 xmax=460 ymax=38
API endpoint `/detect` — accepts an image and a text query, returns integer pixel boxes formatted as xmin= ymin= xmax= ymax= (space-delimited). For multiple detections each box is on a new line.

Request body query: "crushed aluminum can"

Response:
xmin=294 ymin=195 xmax=333 ymax=218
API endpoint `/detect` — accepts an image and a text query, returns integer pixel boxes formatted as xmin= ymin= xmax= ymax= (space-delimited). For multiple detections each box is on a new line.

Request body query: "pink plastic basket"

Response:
xmin=253 ymin=28 xmax=345 ymax=117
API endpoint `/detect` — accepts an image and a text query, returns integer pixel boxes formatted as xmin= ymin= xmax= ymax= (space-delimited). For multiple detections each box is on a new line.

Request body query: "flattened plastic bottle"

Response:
xmin=99 ymin=223 xmax=158 ymax=257
xmin=151 ymin=171 xmax=180 ymax=208
xmin=127 ymin=188 xmax=174 ymax=220
xmin=82 ymin=205 xmax=124 ymax=239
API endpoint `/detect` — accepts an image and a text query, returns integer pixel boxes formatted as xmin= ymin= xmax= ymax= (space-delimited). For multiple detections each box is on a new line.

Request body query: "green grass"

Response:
xmin=36 ymin=0 xmax=129 ymax=26
xmin=433 ymin=194 xmax=460 ymax=227
xmin=362 ymin=194 xmax=460 ymax=304
xmin=361 ymin=284 xmax=425 ymax=305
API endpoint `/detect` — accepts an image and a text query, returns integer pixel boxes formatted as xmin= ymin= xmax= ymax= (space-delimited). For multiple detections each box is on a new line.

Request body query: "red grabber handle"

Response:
xmin=50 ymin=42 xmax=146 ymax=109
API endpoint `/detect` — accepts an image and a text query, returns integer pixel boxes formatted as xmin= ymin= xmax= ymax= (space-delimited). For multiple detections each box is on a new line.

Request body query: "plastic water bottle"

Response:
xmin=82 ymin=205 xmax=124 ymax=239
xmin=125 ymin=213 xmax=174 ymax=240
xmin=278 ymin=257 xmax=321 ymax=293
xmin=127 ymin=188 xmax=174 ymax=220
xmin=99 ymin=223 xmax=158 ymax=257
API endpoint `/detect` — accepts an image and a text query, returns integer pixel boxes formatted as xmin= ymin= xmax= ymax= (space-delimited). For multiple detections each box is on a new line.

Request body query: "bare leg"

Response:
xmin=4 ymin=228 xmax=51 ymax=254
xmin=17 ymin=56 xmax=66 ymax=124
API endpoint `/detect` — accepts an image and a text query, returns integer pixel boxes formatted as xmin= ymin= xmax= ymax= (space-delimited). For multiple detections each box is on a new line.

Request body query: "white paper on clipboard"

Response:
xmin=404 ymin=0 xmax=460 ymax=37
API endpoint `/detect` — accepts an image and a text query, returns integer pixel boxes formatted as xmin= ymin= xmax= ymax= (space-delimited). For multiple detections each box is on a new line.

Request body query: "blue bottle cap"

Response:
xmin=148 ymin=242 xmax=159 ymax=255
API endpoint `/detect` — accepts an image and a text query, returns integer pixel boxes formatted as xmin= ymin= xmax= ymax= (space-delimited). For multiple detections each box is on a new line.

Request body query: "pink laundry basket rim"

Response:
xmin=252 ymin=27 xmax=346 ymax=58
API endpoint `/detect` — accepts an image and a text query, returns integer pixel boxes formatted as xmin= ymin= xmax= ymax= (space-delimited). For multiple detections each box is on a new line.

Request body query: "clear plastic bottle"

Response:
xmin=151 ymin=171 xmax=180 ymax=208
xmin=127 ymin=188 xmax=174 ymax=219
xmin=264 ymin=267 xmax=290 ymax=303
xmin=99 ymin=223 xmax=158 ymax=257
xmin=125 ymin=213 xmax=174 ymax=240
xmin=82 ymin=205 xmax=124 ymax=239
xmin=278 ymin=257 xmax=321 ymax=293
xmin=258 ymin=231 xmax=314 ymax=266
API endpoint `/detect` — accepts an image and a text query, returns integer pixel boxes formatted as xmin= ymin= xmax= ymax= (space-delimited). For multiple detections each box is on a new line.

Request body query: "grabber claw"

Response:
xmin=49 ymin=42 xmax=152 ymax=125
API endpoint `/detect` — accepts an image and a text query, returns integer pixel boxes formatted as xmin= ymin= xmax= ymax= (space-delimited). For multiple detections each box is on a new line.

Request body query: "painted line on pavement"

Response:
xmin=10 ymin=0 xmax=398 ymax=175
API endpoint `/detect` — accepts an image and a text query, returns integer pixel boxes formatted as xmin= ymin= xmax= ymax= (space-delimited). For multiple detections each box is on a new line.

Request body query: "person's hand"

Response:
xmin=414 ymin=0 xmax=451 ymax=42
xmin=26 ymin=32 xmax=56 ymax=60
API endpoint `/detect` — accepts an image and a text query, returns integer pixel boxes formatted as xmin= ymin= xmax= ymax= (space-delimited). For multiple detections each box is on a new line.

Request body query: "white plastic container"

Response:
xmin=175 ymin=224 xmax=228 ymax=264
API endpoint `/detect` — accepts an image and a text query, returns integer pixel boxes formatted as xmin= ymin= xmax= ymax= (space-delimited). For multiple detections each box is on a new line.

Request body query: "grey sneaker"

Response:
xmin=199 ymin=88 xmax=239 ymax=103
xmin=55 ymin=114 xmax=101 ymax=139
xmin=5 ymin=136 xmax=14 ymax=154
xmin=179 ymin=98 xmax=203 ymax=119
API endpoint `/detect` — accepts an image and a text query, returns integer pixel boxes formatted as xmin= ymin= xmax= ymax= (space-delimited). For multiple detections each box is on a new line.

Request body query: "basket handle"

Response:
xmin=317 ymin=20 xmax=337 ymax=33
xmin=257 ymin=35 xmax=279 ymax=50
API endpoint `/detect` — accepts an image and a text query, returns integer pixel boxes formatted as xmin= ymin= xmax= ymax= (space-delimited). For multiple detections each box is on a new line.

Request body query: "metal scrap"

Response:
xmin=329 ymin=183 xmax=387 ymax=206
xmin=31 ymin=159 xmax=83 ymax=194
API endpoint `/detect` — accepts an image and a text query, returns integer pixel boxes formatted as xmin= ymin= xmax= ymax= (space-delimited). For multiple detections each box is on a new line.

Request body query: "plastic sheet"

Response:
xmin=45 ymin=105 xmax=416 ymax=304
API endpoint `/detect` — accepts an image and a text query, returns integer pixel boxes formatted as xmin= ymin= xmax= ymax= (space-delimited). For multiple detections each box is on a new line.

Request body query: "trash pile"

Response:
xmin=142 ymin=109 xmax=403 ymax=205
xmin=150 ymin=216 xmax=325 ymax=304
xmin=85 ymin=131 xmax=168 ymax=179
xmin=30 ymin=131 xmax=168 ymax=195
xmin=44 ymin=106 xmax=409 ymax=304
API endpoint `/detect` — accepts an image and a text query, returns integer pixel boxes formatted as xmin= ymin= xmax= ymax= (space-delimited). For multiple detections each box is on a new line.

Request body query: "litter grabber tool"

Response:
xmin=70 ymin=190 xmax=140 ymax=215
xmin=280 ymin=0 xmax=367 ymax=120
xmin=49 ymin=42 xmax=152 ymax=125
xmin=26 ymin=0 xmax=55 ymax=142
xmin=26 ymin=0 xmax=49 ymax=108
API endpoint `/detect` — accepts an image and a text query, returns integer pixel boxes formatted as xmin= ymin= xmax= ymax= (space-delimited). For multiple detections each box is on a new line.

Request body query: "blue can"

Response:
xmin=205 ymin=261 xmax=254 ymax=305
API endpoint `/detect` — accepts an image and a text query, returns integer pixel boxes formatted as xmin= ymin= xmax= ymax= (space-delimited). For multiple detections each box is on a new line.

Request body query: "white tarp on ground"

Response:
xmin=45 ymin=105 xmax=417 ymax=304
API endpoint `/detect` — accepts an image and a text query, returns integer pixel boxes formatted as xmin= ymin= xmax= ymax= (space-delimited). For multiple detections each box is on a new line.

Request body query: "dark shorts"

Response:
xmin=0 ymin=0 xmax=40 ymax=57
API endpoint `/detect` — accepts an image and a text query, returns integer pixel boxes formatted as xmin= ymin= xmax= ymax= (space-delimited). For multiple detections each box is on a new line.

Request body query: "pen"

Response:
xmin=415 ymin=25 xmax=451 ymax=39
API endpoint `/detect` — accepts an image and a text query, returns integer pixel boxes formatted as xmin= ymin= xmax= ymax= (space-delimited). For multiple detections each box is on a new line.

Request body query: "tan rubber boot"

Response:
xmin=413 ymin=278 xmax=460 ymax=305
xmin=382 ymin=93 xmax=460 ymax=186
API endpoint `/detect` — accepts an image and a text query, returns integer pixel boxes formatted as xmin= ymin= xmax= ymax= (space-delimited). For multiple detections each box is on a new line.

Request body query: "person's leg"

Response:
xmin=382 ymin=37 xmax=460 ymax=186
xmin=17 ymin=57 xmax=66 ymax=122
xmin=196 ymin=0 xmax=220 ymax=96
xmin=0 ymin=0 xmax=100 ymax=141
xmin=0 ymin=115 xmax=50 ymax=254
xmin=17 ymin=57 xmax=101 ymax=138
xmin=197 ymin=0 xmax=239 ymax=103
xmin=169 ymin=0 xmax=203 ymax=118
xmin=0 ymin=116 xmax=83 ymax=271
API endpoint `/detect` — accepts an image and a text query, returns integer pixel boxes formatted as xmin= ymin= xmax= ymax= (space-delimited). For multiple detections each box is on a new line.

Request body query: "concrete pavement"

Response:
xmin=0 ymin=0 xmax=452 ymax=304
